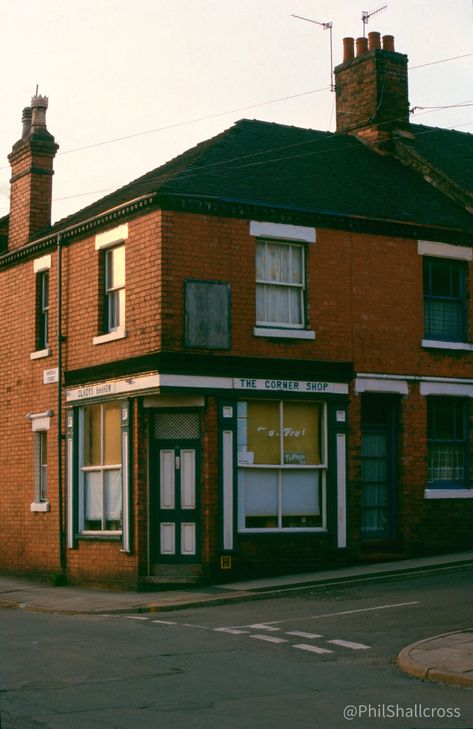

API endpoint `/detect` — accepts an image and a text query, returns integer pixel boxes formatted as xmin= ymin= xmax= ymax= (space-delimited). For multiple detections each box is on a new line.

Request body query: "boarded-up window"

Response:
xmin=185 ymin=280 xmax=231 ymax=349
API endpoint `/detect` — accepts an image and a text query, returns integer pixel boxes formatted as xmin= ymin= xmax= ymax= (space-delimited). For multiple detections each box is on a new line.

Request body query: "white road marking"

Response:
xmin=152 ymin=619 xmax=177 ymax=625
xmin=251 ymin=634 xmax=288 ymax=644
xmin=286 ymin=631 xmax=323 ymax=639
xmin=214 ymin=627 xmax=250 ymax=635
xmin=327 ymin=639 xmax=370 ymax=650
xmin=248 ymin=623 xmax=280 ymax=631
xmin=293 ymin=643 xmax=333 ymax=654
xmin=235 ymin=601 xmax=419 ymax=628
xmin=125 ymin=615 xmax=149 ymax=620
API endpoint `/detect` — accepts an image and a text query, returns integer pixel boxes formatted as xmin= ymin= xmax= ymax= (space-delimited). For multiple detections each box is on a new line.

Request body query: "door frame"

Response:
xmin=360 ymin=394 xmax=399 ymax=544
xmin=149 ymin=409 xmax=202 ymax=564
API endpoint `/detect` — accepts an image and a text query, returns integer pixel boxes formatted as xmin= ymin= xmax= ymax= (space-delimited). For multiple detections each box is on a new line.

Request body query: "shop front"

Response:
xmin=64 ymin=361 xmax=353 ymax=585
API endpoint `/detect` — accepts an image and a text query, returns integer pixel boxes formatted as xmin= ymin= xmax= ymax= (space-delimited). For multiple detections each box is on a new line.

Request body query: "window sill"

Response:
xmin=30 ymin=501 xmax=50 ymax=512
xmin=424 ymin=488 xmax=473 ymax=499
xmin=239 ymin=527 xmax=327 ymax=534
xmin=422 ymin=339 xmax=473 ymax=352
xmin=30 ymin=347 xmax=51 ymax=360
xmin=253 ymin=327 xmax=316 ymax=340
xmin=78 ymin=532 xmax=122 ymax=540
xmin=93 ymin=328 xmax=126 ymax=346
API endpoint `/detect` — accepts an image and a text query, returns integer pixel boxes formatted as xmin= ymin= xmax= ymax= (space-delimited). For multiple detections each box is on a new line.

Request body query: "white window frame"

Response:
xmin=256 ymin=239 xmax=306 ymax=330
xmin=31 ymin=254 xmax=52 ymax=359
xmin=93 ymin=224 xmax=128 ymax=345
xmin=78 ymin=402 xmax=123 ymax=536
xmin=29 ymin=411 xmax=52 ymax=512
xmin=237 ymin=399 xmax=327 ymax=533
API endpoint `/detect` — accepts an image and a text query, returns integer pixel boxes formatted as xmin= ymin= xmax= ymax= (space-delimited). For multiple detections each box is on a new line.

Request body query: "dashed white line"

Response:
xmin=152 ymin=619 xmax=177 ymax=625
xmin=214 ymin=627 xmax=250 ymax=635
xmin=327 ymin=639 xmax=370 ymax=650
xmin=286 ymin=631 xmax=323 ymax=639
xmin=125 ymin=615 xmax=149 ymax=620
xmin=293 ymin=643 xmax=333 ymax=654
xmin=251 ymin=634 xmax=288 ymax=644
xmin=248 ymin=624 xmax=281 ymax=631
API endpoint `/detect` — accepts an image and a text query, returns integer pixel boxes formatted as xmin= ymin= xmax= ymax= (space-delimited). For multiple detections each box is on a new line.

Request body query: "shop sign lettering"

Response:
xmin=234 ymin=378 xmax=342 ymax=393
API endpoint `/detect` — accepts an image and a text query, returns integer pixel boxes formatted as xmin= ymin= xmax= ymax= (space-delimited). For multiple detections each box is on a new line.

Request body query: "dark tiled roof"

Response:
xmin=408 ymin=123 xmax=473 ymax=195
xmin=53 ymin=118 xmax=473 ymax=235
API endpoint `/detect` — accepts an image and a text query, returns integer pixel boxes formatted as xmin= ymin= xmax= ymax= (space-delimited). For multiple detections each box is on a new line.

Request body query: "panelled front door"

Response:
xmin=158 ymin=444 xmax=199 ymax=559
xmin=152 ymin=410 xmax=201 ymax=562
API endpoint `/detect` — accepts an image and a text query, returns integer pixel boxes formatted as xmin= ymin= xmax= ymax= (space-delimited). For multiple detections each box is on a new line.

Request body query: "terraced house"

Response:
xmin=1 ymin=32 xmax=472 ymax=588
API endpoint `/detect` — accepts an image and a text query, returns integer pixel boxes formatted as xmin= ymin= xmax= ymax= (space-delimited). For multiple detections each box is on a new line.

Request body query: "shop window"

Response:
xmin=256 ymin=240 xmax=305 ymax=329
xmin=237 ymin=400 xmax=326 ymax=530
xmin=79 ymin=402 xmax=123 ymax=533
xmin=427 ymin=397 xmax=469 ymax=488
xmin=423 ymin=257 xmax=467 ymax=342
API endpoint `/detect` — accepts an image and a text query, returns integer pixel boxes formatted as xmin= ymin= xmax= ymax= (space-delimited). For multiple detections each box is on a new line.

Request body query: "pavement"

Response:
xmin=1 ymin=550 xmax=473 ymax=689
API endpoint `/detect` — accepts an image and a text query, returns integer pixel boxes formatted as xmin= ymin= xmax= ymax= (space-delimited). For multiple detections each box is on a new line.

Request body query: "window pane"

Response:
xmin=283 ymin=402 xmax=321 ymax=465
xmin=103 ymin=403 xmax=121 ymax=465
xmin=267 ymin=243 xmax=289 ymax=283
xmin=281 ymin=470 xmax=321 ymax=527
xmin=107 ymin=245 xmax=125 ymax=288
xmin=266 ymin=285 xmax=289 ymax=324
xmin=425 ymin=300 xmax=464 ymax=340
xmin=256 ymin=242 xmax=266 ymax=280
xmin=291 ymin=245 xmax=303 ymax=284
xmin=288 ymin=287 xmax=303 ymax=325
xmin=84 ymin=471 xmax=102 ymax=530
xmin=104 ymin=469 xmax=122 ymax=530
xmin=429 ymin=260 xmax=452 ymax=296
xmin=428 ymin=398 xmax=464 ymax=440
xmin=84 ymin=404 xmax=101 ymax=466
xmin=247 ymin=401 xmax=280 ymax=464
xmin=256 ymin=284 xmax=265 ymax=321
xmin=428 ymin=444 xmax=465 ymax=484
xmin=243 ymin=469 xmax=278 ymax=528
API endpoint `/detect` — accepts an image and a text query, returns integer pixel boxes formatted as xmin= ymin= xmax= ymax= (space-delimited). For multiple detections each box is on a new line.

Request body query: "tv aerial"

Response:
xmin=291 ymin=14 xmax=335 ymax=92
xmin=361 ymin=4 xmax=388 ymax=36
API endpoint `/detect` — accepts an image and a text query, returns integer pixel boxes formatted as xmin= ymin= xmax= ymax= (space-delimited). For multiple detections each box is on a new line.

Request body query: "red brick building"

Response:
xmin=1 ymin=32 xmax=472 ymax=588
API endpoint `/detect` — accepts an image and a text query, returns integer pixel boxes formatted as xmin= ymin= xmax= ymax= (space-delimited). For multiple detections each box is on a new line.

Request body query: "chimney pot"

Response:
xmin=21 ymin=107 xmax=32 ymax=138
xmin=368 ymin=31 xmax=381 ymax=50
xmin=342 ymin=37 xmax=355 ymax=63
xmin=30 ymin=94 xmax=49 ymax=132
xmin=355 ymin=37 xmax=368 ymax=57
xmin=382 ymin=34 xmax=395 ymax=52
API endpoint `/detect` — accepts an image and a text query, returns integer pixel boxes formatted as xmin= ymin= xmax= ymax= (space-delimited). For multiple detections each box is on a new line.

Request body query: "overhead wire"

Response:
xmin=1 ymin=46 xmax=473 ymax=214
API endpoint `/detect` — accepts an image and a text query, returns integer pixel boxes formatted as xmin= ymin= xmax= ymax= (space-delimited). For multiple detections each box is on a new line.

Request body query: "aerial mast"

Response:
xmin=292 ymin=14 xmax=335 ymax=92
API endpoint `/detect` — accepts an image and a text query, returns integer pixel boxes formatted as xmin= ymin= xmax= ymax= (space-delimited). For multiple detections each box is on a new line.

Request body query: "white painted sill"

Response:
xmin=93 ymin=328 xmax=126 ymax=346
xmin=424 ymin=489 xmax=473 ymax=499
xmin=30 ymin=501 xmax=50 ymax=512
xmin=30 ymin=347 xmax=51 ymax=360
xmin=422 ymin=339 xmax=473 ymax=352
xmin=254 ymin=327 xmax=316 ymax=340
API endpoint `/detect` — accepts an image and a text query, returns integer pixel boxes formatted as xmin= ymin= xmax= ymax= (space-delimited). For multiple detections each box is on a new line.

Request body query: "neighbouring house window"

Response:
xmin=104 ymin=245 xmax=125 ymax=333
xmin=256 ymin=240 xmax=305 ymax=328
xmin=37 ymin=270 xmax=49 ymax=349
xmin=237 ymin=400 xmax=326 ymax=530
xmin=423 ymin=257 xmax=467 ymax=341
xmin=80 ymin=402 xmax=122 ymax=533
xmin=36 ymin=431 xmax=48 ymax=502
xmin=427 ymin=397 xmax=469 ymax=488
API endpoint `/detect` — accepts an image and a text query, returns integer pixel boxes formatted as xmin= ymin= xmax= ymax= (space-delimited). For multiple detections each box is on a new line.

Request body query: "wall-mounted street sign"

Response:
xmin=43 ymin=368 xmax=59 ymax=385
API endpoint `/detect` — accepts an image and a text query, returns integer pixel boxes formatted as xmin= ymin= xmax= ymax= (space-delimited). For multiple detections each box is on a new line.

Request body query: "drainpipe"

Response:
xmin=57 ymin=232 xmax=66 ymax=574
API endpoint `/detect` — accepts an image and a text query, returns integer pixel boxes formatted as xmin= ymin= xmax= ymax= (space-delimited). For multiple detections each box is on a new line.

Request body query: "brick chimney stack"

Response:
xmin=334 ymin=33 xmax=410 ymax=146
xmin=8 ymin=94 xmax=59 ymax=250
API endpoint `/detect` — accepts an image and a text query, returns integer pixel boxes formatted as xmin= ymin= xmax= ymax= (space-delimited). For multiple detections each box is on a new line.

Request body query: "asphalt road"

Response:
xmin=1 ymin=567 xmax=473 ymax=729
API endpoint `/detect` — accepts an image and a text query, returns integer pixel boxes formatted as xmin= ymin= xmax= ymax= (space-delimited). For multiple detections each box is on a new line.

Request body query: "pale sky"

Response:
xmin=2 ymin=0 xmax=473 ymax=223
